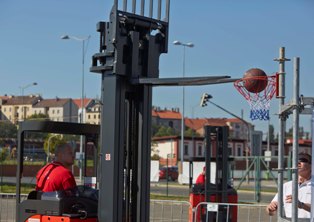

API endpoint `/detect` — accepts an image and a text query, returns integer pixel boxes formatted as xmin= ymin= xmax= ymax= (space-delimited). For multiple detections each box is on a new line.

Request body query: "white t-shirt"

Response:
xmin=272 ymin=180 xmax=311 ymax=218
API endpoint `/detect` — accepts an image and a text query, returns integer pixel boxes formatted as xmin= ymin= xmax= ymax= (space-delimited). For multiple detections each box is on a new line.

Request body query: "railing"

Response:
xmin=193 ymin=202 xmax=277 ymax=222
xmin=0 ymin=193 xmax=27 ymax=222
xmin=1 ymin=194 xmax=281 ymax=222
xmin=150 ymin=199 xmax=192 ymax=221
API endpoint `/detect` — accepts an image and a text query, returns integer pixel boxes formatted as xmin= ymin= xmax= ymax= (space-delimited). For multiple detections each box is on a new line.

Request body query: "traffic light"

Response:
xmin=200 ymin=93 xmax=211 ymax=107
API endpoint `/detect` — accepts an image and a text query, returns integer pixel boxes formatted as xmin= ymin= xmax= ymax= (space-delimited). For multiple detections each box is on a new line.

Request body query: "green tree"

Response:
xmin=43 ymin=134 xmax=66 ymax=158
xmin=0 ymin=147 xmax=9 ymax=161
xmin=184 ymin=127 xmax=200 ymax=137
xmin=154 ymin=126 xmax=177 ymax=137
xmin=26 ymin=113 xmax=49 ymax=121
xmin=0 ymin=122 xmax=17 ymax=138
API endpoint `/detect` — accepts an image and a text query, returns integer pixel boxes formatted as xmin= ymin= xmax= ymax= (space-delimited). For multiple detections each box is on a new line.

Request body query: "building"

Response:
xmin=185 ymin=117 xmax=251 ymax=140
xmin=85 ymin=100 xmax=102 ymax=125
xmin=152 ymin=107 xmax=181 ymax=134
xmin=0 ymin=95 xmax=42 ymax=124
xmin=152 ymin=135 xmax=246 ymax=166
xmin=32 ymin=97 xmax=78 ymax=122
xmin=73 ymin=98 xmax=101 ymax=124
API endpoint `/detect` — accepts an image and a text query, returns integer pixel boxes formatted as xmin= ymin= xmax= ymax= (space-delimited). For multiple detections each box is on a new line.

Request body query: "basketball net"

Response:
xmin=234 ymin=75 xmax=277 ymax=121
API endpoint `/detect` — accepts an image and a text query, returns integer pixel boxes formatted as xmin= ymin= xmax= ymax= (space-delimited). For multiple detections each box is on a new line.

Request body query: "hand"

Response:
xmin=266 ymin=201 xmax=278 ymax=216
xmin=285 ymin=194 xmax=292 ymax=203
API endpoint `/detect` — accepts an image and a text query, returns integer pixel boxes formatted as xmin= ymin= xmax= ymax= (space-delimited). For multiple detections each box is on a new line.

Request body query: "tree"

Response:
xmin=154 ymin=126 xmax=177 ymax=137
xmin=26 ymin=113 xmax=49 ymax=121
xmin=285 ymin=126 xmax=308 ymax=139
xmin=184 ymin=127 xmax=200 ymax=137
xmin=0 ymin=147 xmax=9 ymax=161
xmin=43 ymin=134 xmax=66 ymax=159
xmin=0 ymin=122 xmax=17 ymax=138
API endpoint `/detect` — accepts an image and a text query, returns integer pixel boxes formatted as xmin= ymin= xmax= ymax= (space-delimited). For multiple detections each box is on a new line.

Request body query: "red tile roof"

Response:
xmin=185 ymin=118 xmax=228 ymax=130
xmin=73 ymin=98 xmax=92 ymax=108
xmin=152 ymin=108 xmax=182 ymax=119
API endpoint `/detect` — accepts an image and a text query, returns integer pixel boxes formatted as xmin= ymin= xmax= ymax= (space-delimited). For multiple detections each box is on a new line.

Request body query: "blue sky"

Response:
xmin=1 ymin=0 xmax=313 ymax=135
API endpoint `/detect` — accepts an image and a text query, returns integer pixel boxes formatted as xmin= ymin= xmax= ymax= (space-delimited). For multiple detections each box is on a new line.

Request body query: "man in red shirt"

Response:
xmin=36 ymin=143 xmax=77 ymax=192
xmin=196 ymin=166 xmax=206 ymax=185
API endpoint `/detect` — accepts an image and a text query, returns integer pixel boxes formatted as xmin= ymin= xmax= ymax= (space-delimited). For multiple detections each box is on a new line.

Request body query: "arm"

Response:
xmin=298 ymin=201 xmax=311 ymax=213
xmin=285 ymin=195 xmax=311 ymax=213
xmin=266 ymin=201 xmax=278 ymax=216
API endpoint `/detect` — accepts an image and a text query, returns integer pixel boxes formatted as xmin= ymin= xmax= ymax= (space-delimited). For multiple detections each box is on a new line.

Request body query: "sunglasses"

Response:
xmin=298 ymin=158 xmax=311 ymax=164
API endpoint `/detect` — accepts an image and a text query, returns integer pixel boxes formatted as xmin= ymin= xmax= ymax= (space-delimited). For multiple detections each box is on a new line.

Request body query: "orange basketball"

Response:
xmin=243 ymin=68 xmax=268 ymax=93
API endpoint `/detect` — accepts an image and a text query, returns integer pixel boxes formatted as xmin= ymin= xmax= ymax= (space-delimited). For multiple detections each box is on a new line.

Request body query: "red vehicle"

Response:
xmin=159 ymin=166 xmax=178 ymax=181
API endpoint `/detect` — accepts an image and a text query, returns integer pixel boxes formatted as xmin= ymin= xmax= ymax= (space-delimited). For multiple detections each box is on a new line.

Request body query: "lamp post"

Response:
xmin=61 ymin=34 xmax=91 ymax=184
xmin=204 ymin=94 xmax=252 ymax=183
xmin=47 ymin=134 xmax=59 ymax=163
xmin=19 ymin=82 xmax=38 ymax=121
xmin=173 ymin=40 xmax=194 ymax=183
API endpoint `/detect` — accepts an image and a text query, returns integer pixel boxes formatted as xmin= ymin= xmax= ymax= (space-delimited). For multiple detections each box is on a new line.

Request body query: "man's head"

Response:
xmin=298 ymin=152 xmax=311 ymax=178
xmin=54 ymin=143 xmax=75 ymax=169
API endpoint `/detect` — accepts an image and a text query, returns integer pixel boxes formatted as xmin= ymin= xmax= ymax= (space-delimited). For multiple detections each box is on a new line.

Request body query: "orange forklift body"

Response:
xmin=28 ymin=215 xmax=97 ymax=222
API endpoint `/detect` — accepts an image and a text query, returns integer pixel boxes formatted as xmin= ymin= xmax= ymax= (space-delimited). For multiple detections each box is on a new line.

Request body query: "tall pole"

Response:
xmin=291 ymin=57 xmax=300 ymax=221
xmin=274 ymin=47 xmax=290 ymax=218
xmin=19 ymin=82 xmax=37 ymax=121
xmin=173 ymin=40 xmax=194 ymax=183
xmin=61 ymin=34 xmax=91 ymax=184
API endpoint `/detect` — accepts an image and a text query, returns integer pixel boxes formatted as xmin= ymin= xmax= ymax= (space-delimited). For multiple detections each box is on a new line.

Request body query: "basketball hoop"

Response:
xmin=234 ymin=74 xmax=277 ymax=121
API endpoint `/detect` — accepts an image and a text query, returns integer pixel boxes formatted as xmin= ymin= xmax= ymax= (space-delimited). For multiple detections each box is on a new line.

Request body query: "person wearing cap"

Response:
xmin=266 ymin=153 xmax=311 ymax=218
xmin=196 ymin=166 xmax=206 ymax=185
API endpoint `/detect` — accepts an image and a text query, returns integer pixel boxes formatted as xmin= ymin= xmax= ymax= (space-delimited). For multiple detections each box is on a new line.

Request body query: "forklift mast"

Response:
xmin=90 ymin=0 xmax=237 ymax=221
xmin=90 ymin=1 xmax=170 ymax=221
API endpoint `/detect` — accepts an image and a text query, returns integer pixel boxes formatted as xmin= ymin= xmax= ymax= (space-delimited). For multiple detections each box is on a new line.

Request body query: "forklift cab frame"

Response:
xmin=15 ymin=120 xmax=100 ymax=222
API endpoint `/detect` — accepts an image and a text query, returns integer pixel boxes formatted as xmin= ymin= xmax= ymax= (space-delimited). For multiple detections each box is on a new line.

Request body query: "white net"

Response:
xmin=234 ymin=75 xmax=277 ymax=121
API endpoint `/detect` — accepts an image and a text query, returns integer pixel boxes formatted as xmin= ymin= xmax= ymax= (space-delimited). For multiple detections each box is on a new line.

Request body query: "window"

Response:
xmin=237 ymin=144 xmax=242 ymax=156
xmin=198 ymin=145 xmax=202 ymax=156
xmin=88 ymin=115 xmax=91 ymax=119
xmin=184 ymin=144 xmax=189 ymax=155
xmin=168 ymin=121 xmax=173 ymax=128
xmin=228 ymin=143 xmax=233 ymax=156
xmin=57 ymin=110 xmax=60 ymax=114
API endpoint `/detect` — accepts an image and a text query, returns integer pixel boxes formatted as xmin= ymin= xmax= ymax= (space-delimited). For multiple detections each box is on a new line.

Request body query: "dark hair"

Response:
xmin=298 ymin=153 xmax=311 ymax=164
xmin=54 ymin=143 xmax=72 ymax=155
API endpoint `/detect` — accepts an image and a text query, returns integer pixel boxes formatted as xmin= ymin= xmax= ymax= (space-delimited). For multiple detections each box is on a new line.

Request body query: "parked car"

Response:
xmin=159 ymin=166 xmax=178 ymax=181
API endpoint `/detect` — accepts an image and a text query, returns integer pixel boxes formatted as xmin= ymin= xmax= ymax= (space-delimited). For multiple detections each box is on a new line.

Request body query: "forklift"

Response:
xmin=189 ymin=126 xmax=238 ymax=222
xmin=16 ymin=0 xmax=237 ymax=221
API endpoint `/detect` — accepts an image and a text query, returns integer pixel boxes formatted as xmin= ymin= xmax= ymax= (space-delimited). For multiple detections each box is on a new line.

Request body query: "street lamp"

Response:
xmin=173 ymin=40 xmax=194 ymax=183
xmin=47 ymin=134 xmax=59 ymax=163
xmin=19 ymin=82 xmax=38 ymax=121
xmin=61 ymin=34 xmax=91 ymax=184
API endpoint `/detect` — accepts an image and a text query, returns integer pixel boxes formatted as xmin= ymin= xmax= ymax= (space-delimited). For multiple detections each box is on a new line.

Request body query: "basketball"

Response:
xmin=243 ymin=68 xmax=268 ymax=93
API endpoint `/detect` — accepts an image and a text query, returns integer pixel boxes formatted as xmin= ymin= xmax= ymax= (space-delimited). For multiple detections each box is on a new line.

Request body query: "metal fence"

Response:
xmin=193 ymin=202 xmax=277 ymax=222
xmin=150 ymin=199 xmax=191 ymax=221
xmin=1 ymin=194 xmax=280 ymax=222
xmin=0 ymin=193 xmax=27 ymax=222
